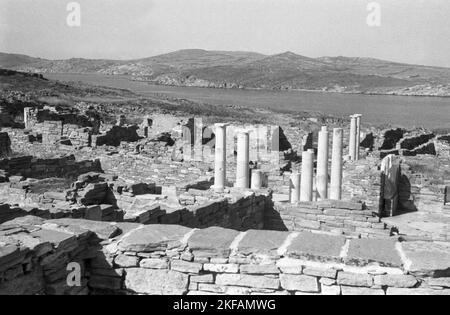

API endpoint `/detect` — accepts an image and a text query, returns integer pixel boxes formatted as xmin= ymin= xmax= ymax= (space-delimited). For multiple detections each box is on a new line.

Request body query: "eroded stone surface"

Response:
xmin=402 ymin=241 xmax=450 ymax=276
xmin=237 ymin=230 xmax=288 ymax=256
xmin=346 ymin=238 xmax=402 ymax=267
xmin=188 ymin=227 xmax=240 ymax=257
xmin=118 ymin=225 xmax=191 ymax=252
xmin=287 ymin=232 xmax=346 ymax=262
xmin=125 ymin=268 xmax=189 ymax=295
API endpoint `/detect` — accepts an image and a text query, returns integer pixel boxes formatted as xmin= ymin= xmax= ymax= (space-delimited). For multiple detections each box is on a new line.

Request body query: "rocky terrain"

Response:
xmin=2 ymin=50 xmax=450 ymax=96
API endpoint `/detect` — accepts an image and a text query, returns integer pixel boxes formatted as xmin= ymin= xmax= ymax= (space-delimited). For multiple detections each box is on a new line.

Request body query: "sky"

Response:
xmin=1 ymin=0 xmax=450 ymax=67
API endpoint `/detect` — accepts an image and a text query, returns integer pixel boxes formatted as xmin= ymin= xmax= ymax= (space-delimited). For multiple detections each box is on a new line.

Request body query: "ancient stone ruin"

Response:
xmin=1 ymin=107 xmax=449 ymax=295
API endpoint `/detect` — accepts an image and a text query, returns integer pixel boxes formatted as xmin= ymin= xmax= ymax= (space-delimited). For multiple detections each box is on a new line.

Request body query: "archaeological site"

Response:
xmin=0 ymin=87 xmax=449 ymax=296
xmin=1 ymin=0 xmax=450 ymax=300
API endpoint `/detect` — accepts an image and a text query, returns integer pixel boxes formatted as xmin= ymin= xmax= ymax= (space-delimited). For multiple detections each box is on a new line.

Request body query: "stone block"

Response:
xmin=341 ymin=286 xmax=385 ymax=295
xmin=203 ymin=264 xmax=239 ymax=273
xmin=240 ymin=264 xmax=280 ymax=274
xmin=303 ymin=267 xmax=338 ymax=279
xmin=140 ymin=258 xmax=168 ymax=269
xmin=276 ymin=258 xmax=303 ymax=274
xmin=401 ymin=242 xmax=450 ymax=277
xmin=171 ymin=260 xmax=203 ymax=274
xmin=373 ymin=274 xmax=418 ymax=288
xmin=321 ymin=285 xmax=341 ymax=295
xmin=287 ymin=232 xmax=346 ymax=262
xmin=215 ymin=274 xmax=280 ymax=290
xmin=188 ymin=227 xmax=240 ymax=258
xmin=47 ymin=218 xmax=120 ymax=239
xmin=337 ymin=272 xmax=373 ymax=287
xmin=118 ymin=225 xmax=191 ymax=252
xmin=279 ymin=274 xmax=319 ymax=292
xmin=237 ymin=230 xmax=288 ymax=256
xmin=114 ymin=254 xmax=139 ymax=268
xmin=124 ymin=268 xmax=189 ymax=295
xmin=345 ymin=238 xmax=402 ymax=267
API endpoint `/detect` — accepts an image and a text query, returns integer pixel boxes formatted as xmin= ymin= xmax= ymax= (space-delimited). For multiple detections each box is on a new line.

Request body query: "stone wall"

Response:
xmin=25 ymin=107 xmax=100 ymax=132
xmin=0 ymin=155 xmax=102 ymax=179
xmin=265 ymin=200 xmax=391 ymax=239
xmin=0 ymin=171 xmax=270 ymax=232
xmin=120 ymin=188 xmax=269 ymax=231
xmin=93 ymin=125 xmax=141 ymax=147
xmin=1 ymin=218 xmax=449 ymax=295
xmin=24 ymin=107 xmax=100 ymax=147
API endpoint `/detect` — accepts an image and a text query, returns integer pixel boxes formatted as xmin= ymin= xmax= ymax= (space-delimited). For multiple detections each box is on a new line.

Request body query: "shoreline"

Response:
xmin=41 ymin=72 xmax=450 ymax=99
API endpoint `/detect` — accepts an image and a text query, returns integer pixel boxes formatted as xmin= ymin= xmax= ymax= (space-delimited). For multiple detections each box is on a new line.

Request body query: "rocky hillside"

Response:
xmin=2 ymin=49 xmax=450 ymax=96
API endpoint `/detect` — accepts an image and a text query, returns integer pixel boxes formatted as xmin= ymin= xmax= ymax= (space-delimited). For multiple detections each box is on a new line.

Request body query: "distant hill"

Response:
xmin=2 ymin=49 xmax=450 ymax=96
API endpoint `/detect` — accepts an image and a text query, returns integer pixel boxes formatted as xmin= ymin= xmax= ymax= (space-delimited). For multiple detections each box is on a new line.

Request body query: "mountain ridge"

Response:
xmin=1 ymin=50 xmax=450 ymax=96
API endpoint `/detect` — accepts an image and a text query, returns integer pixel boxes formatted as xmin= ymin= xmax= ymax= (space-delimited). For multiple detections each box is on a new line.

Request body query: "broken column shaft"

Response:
xmin=194 ymin=117 xmax=203 ymax=161
xmin=251 ymin=169 xmax=263 ymax=190
xmin=300 ymin=150 xmax=314 ymax=202
xmin=290 ymin=172 xmax=301 ymax=203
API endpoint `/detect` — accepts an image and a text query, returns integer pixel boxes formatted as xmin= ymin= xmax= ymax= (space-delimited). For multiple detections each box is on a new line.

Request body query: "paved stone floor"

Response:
xmin=383 ymin=211 xmax=450 ymax=241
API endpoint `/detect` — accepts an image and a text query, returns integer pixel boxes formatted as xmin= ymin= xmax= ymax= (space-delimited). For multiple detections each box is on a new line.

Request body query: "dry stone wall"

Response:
xmin=266 ymin=200 xmax=392 ymax=239
xmin=1 ymin=218 xmax=449 ymax=295
xmin=0 ymin=155 xmax=102 ymax=179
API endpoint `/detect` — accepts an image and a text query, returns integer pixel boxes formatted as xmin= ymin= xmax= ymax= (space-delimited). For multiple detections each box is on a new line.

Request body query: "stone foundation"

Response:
xmin=1 ymin=219 xmax=449 ymax=295
xmin=266 ymin=200 xmax=391 ymax=239
xmin=0 ymin=155 xmax=102 ymax=179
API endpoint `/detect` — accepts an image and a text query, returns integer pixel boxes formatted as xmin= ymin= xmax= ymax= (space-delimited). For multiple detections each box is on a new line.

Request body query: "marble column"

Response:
xmin=290 ymin=172 xmax=301 ymax=203
xmin=251 ymin=169 xmax=263 ymax=190
xmin=349 ymin=115 xmax=357 ymax=161
xmin=214 ymin=123 xmax=227 ymax=191
xmin=23 ymin=107 xmax=31 ymax=129
xmin=300 ymin=150 xmax=314 ymax=202
xmin=355 ymin=114 xmax=362 ymax=161
xmin=330 ymin=128 xmax=344 ymax=200
xmin=236 ymin=131 xmax=250 ymax=189
xmin=317 ymin=126 xmax=329 ymax=200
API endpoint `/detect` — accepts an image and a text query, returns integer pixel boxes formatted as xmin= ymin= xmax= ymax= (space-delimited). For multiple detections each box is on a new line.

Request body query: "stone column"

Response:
xmin=349 ymin=115 xmax=357 ymax=161
xmin=23 ymin=107 xmax=31 ymax=129
xmin=380 ymin=154 xmax=401 ymax=217
xmin=330 ymin=128 xmax=344 ymax=200
xmin=355 ymin=114 xmax=362 ymax=160
xmin=251 ymin=169 xmax=263 ymax=190
xmin=290 ymin=172 xmax=301 ymax=203
xmin=300 ymin=150 xmax=314 ymax=202
xmin=236 ymin=132 xmax=250 ymax=188
xmin=214 ymin=123 xmax=227 ymax=191
xmin=194 ymin=117 xmax=203 ymax=161
xmin=182 ymin=123 xmax=193 ymax=162
xmin=317 ymin=126 xmax=329 ymax=200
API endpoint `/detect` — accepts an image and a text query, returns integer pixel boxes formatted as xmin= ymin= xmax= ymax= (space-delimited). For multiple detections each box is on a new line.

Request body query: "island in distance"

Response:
xmin=1 ymin=49 xmax=450 ymax=97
